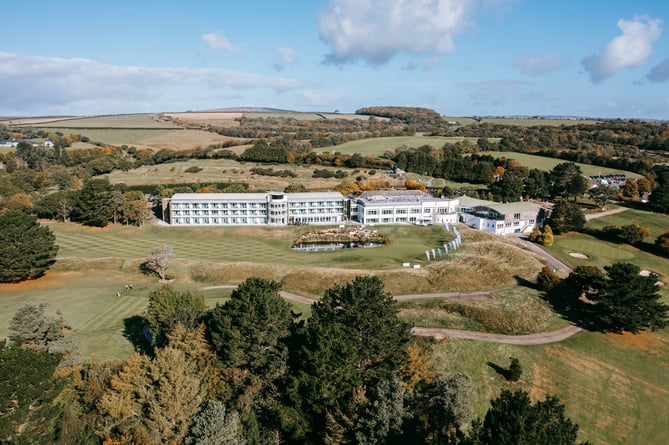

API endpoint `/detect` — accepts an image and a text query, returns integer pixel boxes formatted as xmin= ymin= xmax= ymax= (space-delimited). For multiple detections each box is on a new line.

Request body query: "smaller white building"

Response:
xmin=351 ymin=190 xmax=458 ymax=225
xmin=457 ymin=196 xmax=545 ymax=235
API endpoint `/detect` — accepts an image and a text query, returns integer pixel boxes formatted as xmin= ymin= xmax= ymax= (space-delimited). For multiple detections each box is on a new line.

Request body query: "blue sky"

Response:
xmin=2 ymin=0 xmax=668 ymax=119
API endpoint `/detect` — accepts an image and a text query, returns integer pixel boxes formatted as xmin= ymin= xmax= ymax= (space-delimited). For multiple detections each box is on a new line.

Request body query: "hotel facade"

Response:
xmin=162 ymin=190 xmax=544 ymax=235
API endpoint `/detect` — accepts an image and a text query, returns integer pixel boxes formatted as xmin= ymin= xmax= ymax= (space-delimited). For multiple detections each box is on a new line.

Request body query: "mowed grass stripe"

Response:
xmin=78 ymin=295 xmax=148 ymax=331
xmin=48 ymin=223 xmax=444 ymax=269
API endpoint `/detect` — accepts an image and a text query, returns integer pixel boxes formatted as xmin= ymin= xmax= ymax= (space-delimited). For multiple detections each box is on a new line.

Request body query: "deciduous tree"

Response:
xmin=144 ymin=245 xmax=174 ymax=281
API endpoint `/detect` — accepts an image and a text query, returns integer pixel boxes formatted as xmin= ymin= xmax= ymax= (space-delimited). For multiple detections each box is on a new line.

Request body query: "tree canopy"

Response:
xmin=597 ymin=262 xmax=668 ymax=333
xmin=0 ymin=210 xmax=58 ymax=283
xmin=464 ymin=389 xmax=587 ymax=445
xmin=546 ymin=199 xmax=586 ymax=234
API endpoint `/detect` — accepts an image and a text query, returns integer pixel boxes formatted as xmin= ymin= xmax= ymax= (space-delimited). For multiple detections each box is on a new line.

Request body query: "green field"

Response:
xmin=479 ymin=117 xmax=600 ymax=126
xmin=546 ymin=209 xmax=669 ymax=285
xmin=484 ymin=151 xmax=641 ymax=177
xmin=319 ymin=135 xmax=479 ymax=156
xmin=25 ymin=113 xmax=178 ymax=128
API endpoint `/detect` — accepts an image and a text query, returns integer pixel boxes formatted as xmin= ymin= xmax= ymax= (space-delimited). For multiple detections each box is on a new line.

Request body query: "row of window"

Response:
xmin=365 ymin=217 xmax=417 ymax=224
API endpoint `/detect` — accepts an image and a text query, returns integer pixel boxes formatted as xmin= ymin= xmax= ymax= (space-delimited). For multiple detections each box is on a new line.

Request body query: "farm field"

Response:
xmin=104 ymin=157 xmax=399 ymax=190
xmin=484 ymin=150 xmax=641 ymax=178
xmin=479 ymin=117 xmax=600 ymax=126
xmin=318 ymin=135 xmax=478 ymax=156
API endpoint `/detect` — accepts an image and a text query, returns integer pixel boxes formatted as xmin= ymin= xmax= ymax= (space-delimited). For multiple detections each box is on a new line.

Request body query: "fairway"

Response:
xmin=49 ymin=223 xmax=443 ymax=270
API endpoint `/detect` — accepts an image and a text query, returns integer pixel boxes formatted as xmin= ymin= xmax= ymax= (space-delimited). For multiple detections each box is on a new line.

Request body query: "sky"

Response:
xmin=2 ymin=0 xmax=669 ymax=120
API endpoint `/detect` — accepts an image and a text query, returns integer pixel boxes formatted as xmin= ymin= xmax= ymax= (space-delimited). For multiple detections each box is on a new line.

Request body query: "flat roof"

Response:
xmin=457 ymin=195 xmax=541 ymax=214
xmin=170 ymin=191 xmax=345 ymax=202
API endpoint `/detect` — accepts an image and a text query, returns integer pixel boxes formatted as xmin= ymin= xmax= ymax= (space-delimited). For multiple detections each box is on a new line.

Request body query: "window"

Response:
xmin=513 ymin=212 xmax=521 ymax=219
xmin=367 ymin=209 xmax=378 ymax=215
xmin=382 ymin=209 xmax=393 ymax=215
xmin=411 ymin=208 xmax=421 ymax=214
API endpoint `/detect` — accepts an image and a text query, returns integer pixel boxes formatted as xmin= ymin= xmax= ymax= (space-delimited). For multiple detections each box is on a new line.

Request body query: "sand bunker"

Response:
xmin=639 ymin=269 xmax=651 ymax=276
xmin=569 ymin=252 xmax=589 ymax=259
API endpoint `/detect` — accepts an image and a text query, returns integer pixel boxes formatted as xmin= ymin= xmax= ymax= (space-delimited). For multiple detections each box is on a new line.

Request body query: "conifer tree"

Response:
xmin=0 ymin=210 xmax=58 ymax=283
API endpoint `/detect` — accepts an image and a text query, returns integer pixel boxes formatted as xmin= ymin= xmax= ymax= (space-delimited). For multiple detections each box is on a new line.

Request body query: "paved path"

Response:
xmin=200 ymin=285 xmax=584 ymax=345
xmin=585 ymin=205 xmax=630 ymax=221
xmin=412 ymin=324 xmax=583 ymax=345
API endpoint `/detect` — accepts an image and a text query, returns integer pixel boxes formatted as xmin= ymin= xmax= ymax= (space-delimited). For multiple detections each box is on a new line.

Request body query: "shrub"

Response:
xmin=537 ymin=266 xmax=560 ymax=291
xmin=507 ymin=357 xmax=522 ymax=381
xmin=184 ymin=166 xmax=203 ymax=173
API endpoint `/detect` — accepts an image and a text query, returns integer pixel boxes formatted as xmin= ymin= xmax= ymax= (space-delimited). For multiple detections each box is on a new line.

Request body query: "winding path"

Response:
xmin=200 ymin=285 xmax=583 ymax=345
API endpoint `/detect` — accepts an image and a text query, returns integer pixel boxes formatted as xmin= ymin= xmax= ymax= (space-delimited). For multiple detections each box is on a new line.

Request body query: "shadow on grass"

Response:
xmin=540 ymin=283 xmax=600 ymax=332
xmin=513 ymin=275 xmax=538 ymax=290
xmin=123 ymin=315 xmax=154 ymax=356
xmin=487 ymin=361 xmax=510 ymax=380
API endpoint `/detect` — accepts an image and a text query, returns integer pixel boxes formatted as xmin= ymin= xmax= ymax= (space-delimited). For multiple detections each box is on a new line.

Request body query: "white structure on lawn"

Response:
xmin=163 ymin=191 xmax=545 ymax=235
xmin=456 ymin=196 xmax=545 ymax=235
xmin=165 ymin=191 xmax=348 ymax=226
xmin=350 ymin=190 xmax=458 ymax=225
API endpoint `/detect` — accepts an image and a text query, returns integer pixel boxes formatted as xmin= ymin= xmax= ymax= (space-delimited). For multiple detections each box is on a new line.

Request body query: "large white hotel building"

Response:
xmin=162 ymin=190 xmax=544 ymax=235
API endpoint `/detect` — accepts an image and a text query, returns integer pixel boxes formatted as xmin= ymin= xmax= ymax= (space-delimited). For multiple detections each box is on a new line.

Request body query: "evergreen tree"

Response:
xmin=546 ymin=199 xmax=585 ymax=234
xmin=466 ymin=390 xmax=585 ymax=445
xmin=206 ymin=278 xmax=296 ymax=441
xmin=0 ymin=342 xmax=66 ymax=444
xmin=507 ymin=357 xmax=523 ymax=382
xmin=283 ymin=276 xmax=411 ymax=443
xmin=655 ymin=230 xmax=669 ymax=256
xmin=145 ymin=285 xmax=206 ymax=346
xmin=8 ymin=302 xmax=81 ymax=369
xmin=0 ymin=210 xmax=58 ymax=283
xmin=186 ymin=401 xmax=246 ymax=445
xmin=75 ymin=178 xmax=113 ymax=227
xmin=597 ymin=262 xmax=668 ymax=333
xmin=649 ymin=170 xmax=669 ymax=213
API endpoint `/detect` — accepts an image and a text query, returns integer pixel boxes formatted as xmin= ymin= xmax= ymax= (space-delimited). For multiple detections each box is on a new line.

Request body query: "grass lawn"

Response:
xmin=49 ymin=223 xmax=446 ymax=270
xmin=524 ymin=330 xmax=669 ymax=445
xmin=547 ymin=209 xmax=669 ymax=287
xmin=484 ymin=151 xmax=640 ymax=177
xmin=319 ymin=135 xmax=478 ymax=157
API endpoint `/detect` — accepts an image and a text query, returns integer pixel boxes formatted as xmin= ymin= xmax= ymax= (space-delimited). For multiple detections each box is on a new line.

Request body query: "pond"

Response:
xmin=291 ymin=241 xmax=382 ymax=252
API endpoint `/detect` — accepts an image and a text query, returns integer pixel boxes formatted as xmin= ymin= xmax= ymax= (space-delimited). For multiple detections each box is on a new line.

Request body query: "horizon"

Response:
xmin=2 ymin=1 xmax=669 ymax=120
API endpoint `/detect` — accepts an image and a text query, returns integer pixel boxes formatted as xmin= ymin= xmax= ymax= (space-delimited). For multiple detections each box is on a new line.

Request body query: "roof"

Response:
xmin=356 ymin=190 xmax=453 ymax=205
xmin=458 ymin=195 xmax=542 ymax=214
xmin=170 ymin=191 xmax=345 ymax=202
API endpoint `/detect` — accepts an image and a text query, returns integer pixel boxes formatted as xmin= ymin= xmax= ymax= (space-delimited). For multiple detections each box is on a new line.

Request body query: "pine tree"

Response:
xmin=0 ymin=210 xmax=58 ymax=283
xmin=598 ymin=262 xmax=668 ymax=333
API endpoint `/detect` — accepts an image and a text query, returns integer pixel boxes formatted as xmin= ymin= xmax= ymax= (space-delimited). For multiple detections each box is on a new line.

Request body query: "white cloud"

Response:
xmin=514 ymin=55 xmax=566 ymax=76
xmin=647 ymin=57 xmax=669 ymax=82
xmin=318 ymin=0 xmax=483 ymax=65
xmin=582 ymin=15 xmax=662 ymax=83
xmin=272 ymin=44 xmax=296 ymax=71
xmin=0 ymin=52 xmax=309 ymax=114
xmin=202 ymin=31 xmax=243 ymax=53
